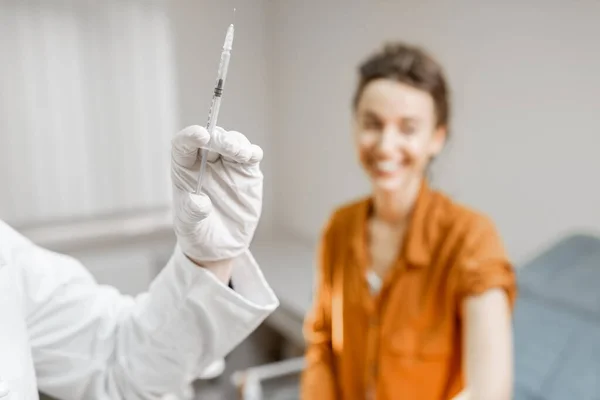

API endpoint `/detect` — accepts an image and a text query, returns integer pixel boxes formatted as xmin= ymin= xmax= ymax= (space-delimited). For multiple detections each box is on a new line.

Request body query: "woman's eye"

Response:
xmin=401 ymin=122 xmax=417 ymax=135
xmin=364 ymin=120 xmax=381 ymax=130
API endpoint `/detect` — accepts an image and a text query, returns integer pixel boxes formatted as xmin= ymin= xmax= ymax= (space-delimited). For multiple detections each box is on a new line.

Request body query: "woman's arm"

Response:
xmin=452 ymin=215 xmax=517 ymax=400
xmin=453 ymin=288 xmax=513 ymax=400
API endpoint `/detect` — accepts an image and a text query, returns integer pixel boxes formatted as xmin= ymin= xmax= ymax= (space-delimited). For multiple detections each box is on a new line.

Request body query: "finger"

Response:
xmin=180 ymin=192 xmax=213 ymax=225
xmin=210 ymin=127 xmax=262 ymax=164
xmin=172 ymin=125 xmax=211 ymax=168
xmin=248 ymin=144 xmax=263 ymax=164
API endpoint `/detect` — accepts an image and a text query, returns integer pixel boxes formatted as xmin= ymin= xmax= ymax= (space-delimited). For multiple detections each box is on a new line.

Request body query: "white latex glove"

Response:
xmin=171 ymin=125 xmax=263 ymax=263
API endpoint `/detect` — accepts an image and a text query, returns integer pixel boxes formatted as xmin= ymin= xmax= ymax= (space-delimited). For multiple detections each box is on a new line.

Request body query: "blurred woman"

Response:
xmin=300 ymin=43 xmax=516 ymax=400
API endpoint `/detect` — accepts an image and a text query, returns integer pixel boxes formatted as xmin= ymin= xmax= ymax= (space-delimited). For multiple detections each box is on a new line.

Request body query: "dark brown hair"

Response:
xmin=353 ymin=42 xmax=450 ymax=130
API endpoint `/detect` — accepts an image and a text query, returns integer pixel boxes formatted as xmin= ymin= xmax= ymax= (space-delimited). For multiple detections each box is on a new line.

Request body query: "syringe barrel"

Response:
xmin=195 ymin=25 xmax=234 ymax=193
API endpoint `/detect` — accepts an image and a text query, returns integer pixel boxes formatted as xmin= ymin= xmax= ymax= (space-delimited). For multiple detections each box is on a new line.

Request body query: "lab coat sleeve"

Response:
xmin=15 ymin=237 xmax=278 ymax=400
xmin=300 ymin=217 xmax=339 ymax=400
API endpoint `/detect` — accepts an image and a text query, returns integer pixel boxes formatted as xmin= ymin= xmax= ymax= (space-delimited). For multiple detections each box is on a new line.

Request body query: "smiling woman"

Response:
xmin=301 ymin=42 xmax=516 ymax=400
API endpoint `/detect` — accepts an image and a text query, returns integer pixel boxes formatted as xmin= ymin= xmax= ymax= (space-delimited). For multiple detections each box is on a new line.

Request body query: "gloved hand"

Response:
xmin=171 ymin=125 xmax=263 ymax=263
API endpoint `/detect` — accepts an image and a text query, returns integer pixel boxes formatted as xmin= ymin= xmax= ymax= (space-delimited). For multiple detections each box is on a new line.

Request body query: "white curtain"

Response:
xmin=0 ymin=1 xmax=178 ymax=226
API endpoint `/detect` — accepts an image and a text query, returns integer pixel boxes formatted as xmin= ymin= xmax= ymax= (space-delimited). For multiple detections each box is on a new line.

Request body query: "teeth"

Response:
xmin=377 ymin=161 xmax=398 ymax=173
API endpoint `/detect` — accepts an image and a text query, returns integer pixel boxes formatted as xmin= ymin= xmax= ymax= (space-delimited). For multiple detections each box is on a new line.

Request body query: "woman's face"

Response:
xmin=354 ymin=79 xmax=446 ymax=195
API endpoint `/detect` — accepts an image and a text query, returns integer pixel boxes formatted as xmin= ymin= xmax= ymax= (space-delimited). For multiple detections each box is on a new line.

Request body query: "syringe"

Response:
xmin=195 ymin=23 xmax=235 ymax=193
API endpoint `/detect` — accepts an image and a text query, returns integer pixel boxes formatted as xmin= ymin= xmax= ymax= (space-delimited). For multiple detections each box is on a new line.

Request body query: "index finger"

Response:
xmin=172 ymin=125 xmax=211 ymax=167
xmin=210 ymin=127 xmax=263 ymax=164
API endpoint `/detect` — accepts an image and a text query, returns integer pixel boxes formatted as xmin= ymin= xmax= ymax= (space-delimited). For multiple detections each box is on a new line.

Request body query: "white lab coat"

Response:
xmin=0 ymin=221 xmax=279 ymax=400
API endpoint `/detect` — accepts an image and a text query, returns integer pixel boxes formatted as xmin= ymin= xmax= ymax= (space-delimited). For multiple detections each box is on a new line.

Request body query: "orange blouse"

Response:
xmin=300 ymin=182 xmax=517 ymax=400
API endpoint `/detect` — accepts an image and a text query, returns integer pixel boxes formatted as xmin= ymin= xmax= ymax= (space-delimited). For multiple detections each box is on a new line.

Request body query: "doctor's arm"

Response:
xmin=21 ymin=242 xmax=276 ymax=400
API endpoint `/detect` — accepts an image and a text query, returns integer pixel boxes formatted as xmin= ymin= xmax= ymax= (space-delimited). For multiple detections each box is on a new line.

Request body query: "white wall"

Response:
xmin=270 ymin=0 xmax=600 ymax=263
xmin=168 ymin=0 xmax=274 ymax=234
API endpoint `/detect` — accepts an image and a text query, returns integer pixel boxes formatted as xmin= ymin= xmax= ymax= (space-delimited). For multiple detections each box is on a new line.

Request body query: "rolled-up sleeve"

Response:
xmin=455 ymin=217 xmax=517 ymax=312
